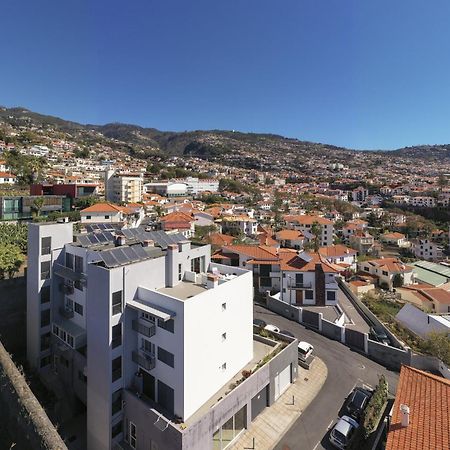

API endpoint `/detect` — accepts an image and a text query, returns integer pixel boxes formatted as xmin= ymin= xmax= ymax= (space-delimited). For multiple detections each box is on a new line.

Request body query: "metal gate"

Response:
xmin=251 ymin=385 xmax=268 ymax=421
xmin=302 ymin=309 xmax=320 ymax=329
xmin=345 ymin=328 xmax=366 ymax=351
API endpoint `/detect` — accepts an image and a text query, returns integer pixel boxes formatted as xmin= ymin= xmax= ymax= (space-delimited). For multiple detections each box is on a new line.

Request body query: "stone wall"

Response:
xmin=0 ymin=341 xmax=67 ymax=450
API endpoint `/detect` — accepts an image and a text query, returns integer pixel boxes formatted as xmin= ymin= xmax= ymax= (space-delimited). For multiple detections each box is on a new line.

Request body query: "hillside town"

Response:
xmin=0 ymin=108 xmax=449 ymax=450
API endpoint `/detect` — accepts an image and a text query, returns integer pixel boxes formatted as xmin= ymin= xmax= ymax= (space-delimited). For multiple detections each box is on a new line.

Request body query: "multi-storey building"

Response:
xmin=411 ymin=239 xmax=444 ymax=262
xmin=105 ymin=170 xmax=143 ymax=203
xmin=283 ymin=215 xmax=334 ymax=247
xmin=27 ymin=222 xmax=298 ymax=450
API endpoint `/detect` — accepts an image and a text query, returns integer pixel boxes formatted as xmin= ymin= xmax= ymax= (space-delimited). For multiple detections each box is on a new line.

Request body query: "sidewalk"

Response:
xmin=230 ymin=357 xmax=328 ymax=450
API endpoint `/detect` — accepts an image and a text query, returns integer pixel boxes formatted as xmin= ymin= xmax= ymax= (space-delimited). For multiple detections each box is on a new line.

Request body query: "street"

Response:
xmin=254 ymin=303 xmax=399 ymax=450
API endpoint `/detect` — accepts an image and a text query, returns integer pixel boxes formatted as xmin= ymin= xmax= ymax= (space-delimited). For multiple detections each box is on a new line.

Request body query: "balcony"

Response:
xmin=132 ymin=350 xmax=155 ymax=371
xmin=132 ymin=320 xmax=156 ymax=338
xmin=59 ymin=306 xmax=74 ymax=319
xmin=54 ymin=262 xmax=85 ymax=283
xmin=287 ymin=282 xmax=312 ymax=290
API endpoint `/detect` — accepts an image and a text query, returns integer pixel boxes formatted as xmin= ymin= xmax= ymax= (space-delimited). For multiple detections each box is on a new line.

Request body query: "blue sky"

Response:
xmin=2 ymin=0 xmax=450 ymax=150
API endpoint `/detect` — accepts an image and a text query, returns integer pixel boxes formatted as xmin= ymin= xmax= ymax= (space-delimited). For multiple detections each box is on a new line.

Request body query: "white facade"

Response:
xmin=412 ymin=239 xmax=444 ymax=261
xmin=105 ymin=170 xmax=143 ymax=203
xmin=27 ymin=223 xmax=253 ymax=450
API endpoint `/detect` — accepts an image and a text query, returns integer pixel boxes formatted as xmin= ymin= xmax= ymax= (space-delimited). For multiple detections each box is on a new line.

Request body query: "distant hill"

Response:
xmin=1 ymin=106 xmax=450 ymax=164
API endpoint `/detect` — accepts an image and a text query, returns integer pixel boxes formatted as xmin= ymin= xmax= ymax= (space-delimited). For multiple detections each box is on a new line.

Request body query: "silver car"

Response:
xmin=329 ymin=415 xmax=359 ymax=449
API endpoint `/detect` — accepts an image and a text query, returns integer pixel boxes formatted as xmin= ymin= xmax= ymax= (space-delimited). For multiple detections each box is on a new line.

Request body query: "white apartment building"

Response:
xmin=105 ymin=170 xmax=143 ymax=203
xmin=27 ymin=222 xmax=297 ymax=450
xmin=410 ymin=196 xmax=436 ymax=207
xmin=284 ymin=215 xmax=334 ymax=247
xmin=411 ymin=239 xmax=444 ymax=262
xmin=145 ymin=178 xmax=219 ymax=197
xmin=351 ymin=186 xmax=369 ymax=202
xmin=221 ymin=215 xmax=258 ymax=236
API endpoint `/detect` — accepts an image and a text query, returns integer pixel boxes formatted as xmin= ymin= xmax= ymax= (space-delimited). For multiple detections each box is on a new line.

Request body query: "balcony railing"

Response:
xmin=132 ymin=320 xmax=156 ymax=338
xmin=287 ymin=282 xmax=312 ymax=289
xmin=59 ymin=306 xmax=74 ymax=319
xmin=132 ymin=350 xmax=155 ymax=371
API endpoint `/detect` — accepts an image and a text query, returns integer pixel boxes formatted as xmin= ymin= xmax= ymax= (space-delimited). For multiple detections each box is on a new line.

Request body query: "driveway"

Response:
xmin=254 ymin=303 xmax=399 ymax=450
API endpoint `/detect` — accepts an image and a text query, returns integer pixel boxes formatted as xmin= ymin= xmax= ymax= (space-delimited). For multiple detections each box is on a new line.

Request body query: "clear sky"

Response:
xmin=2 ymin=0 xmax=450 ymax=150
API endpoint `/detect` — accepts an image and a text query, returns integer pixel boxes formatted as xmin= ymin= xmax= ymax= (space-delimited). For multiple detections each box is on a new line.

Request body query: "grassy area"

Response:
xmin=361 ymin=294 xmax=402 ymax=320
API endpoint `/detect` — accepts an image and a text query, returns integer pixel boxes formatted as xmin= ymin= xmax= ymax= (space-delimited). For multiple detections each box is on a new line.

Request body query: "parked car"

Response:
xmin=264 ymin=324 xmax=280 ymax=333
xmin=297 ymin=341 xmax=314 ymax=361
xmin=279 ymin=330 xmax=295 ymax=338
xmin=253 ymin=318 xmax=267 ymax=328
xmin=329 ymin=415 xmax=359 ymax=449
xmin=345 ymin=387 xmax=372 ymax=420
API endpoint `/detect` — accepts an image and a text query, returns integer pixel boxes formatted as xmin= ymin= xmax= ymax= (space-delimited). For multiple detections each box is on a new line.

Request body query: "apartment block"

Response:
xmin=105 ymin=170 xmax=143 ymax=203
xmin=27 ymin=223 xmax=298 ymax=450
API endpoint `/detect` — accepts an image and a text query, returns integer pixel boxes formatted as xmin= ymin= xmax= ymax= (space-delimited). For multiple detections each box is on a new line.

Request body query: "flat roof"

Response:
xmin=157 ymin=281 xmax=207 ymax=301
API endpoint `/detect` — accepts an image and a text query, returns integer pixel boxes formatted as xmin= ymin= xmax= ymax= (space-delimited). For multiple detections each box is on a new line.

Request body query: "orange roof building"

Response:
xmin=386 ymin=366 xmax=450 ymax=450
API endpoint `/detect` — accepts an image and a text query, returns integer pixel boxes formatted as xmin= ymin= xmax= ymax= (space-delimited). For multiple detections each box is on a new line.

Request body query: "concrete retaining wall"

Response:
xmin=410 ymin=353 xmax=450 ymax=380
xmin=266 ymin=294 xmax=301 ymax=322
xmin=367 ymin=339 xmax=411 ymax=370
xmin=0 ymin=341 xmax=67 ymax=450
xmin=321 ymin=319 xmax=342 ymax=341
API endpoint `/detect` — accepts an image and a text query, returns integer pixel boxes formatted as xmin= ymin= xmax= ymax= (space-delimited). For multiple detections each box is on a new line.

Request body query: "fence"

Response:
xmin=265 ymin=291 xmax=450 ymax=377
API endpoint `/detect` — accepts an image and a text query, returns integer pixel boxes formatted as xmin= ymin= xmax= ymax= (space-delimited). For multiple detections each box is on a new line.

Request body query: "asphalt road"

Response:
xmin=254 ymin=303 xmax=399 ymax=450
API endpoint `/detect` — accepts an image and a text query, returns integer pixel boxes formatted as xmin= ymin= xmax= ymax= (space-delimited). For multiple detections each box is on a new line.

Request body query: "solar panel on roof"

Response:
xmin=103 ymin=232 xmax=114 ymax=242
xmin=101 ymin=251 xmax=118 ymax=268
xmin=96 ymin=233 xmax=108 ymax=243
xmin=87 ymin=234 xmax=100 ymax=244
xmin=122 ymin=229 xmax=134 ymax=239
xmin=78 ymin=235 xmax=91 ymax=247
xmin=132 ymin=245 xmax=148 ymax=259
xmin=122 ymin=246 xmax=140 ymax=262
xmin=111 ymin=247 xmax=128 ymax=265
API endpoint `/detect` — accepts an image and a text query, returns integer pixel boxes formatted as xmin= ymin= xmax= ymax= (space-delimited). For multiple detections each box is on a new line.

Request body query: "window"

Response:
xmin=305 ymin=290 xmax=314 ymax=300
xmin=295 ymin=273 xmax=304 ymax=286
xmin=86 ymin=215 xmax=91 ymax=220
xmin=74 ymin=302 xmax=83 ymax=316
xmin=41 ymin=309 xmax=50 ymax=327
xmin=40 ymin=261 xmax=51 ymax=280
xmin=157 ymin=380 xmax=174 ymax=415
xmin=213 ymin=405 xmax=247 ymax=450
xmin=112 ymin=291 xmax=122 ymax=316
xmin=112 ymin=389 xmax=122 ymax=416
xmin=157 ymin=318 xmax=174 ymax=333
xmin=74 ymin=255 xmax=83 ymax=273
xmin=129 ymin=422 xmax=137 ymax=449
xmin=112 ymin=356 xmax=122 ymax=382
xmin=40 ymin=285 xmax=50 ymax=304
xmin=222 ymin=332 xmax=227 ymax=342
xmin=178 ymin=263 xmax=182 ymax=281
xmin=67 ymin=335 xmax=74 ymax=348
xmin=105 ymin=215 xmax=110 ymax=220
xmin=142 ymin=338 xmax=154 ymax=355
xmin=222 ymin=302 xmax=227 ymax=312
xmin=112 ymin=323 xmax=122 ymax=349
xmin=326 ymin=291 xmax=336 ymax=302
xmin=111 ymin=421 xmax=122 ymax=439
xmin=382 ymin=271 xmax=388 ymax=276
xmin=41 ymin=236 xmax=51 ymax=255
xmin=157 ymin=346 xmax=174 ymax=368
xmin=65 ymin=253 xmax=74 ymax=270
xmin=74 ymin=280 xmax=83 ymax=291
xmin=142 ymin=312 xmax=155 ymax=323
xmin=40 ymin=332 xmax=51 ymax=351
xmin=52 ymin=324 xmax=59 ymax=336
xmin=40 ymin=355 xmax=51 ymax=368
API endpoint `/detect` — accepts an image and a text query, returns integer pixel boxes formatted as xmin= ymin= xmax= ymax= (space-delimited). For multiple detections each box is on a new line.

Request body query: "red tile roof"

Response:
xmin=386 ymin=366 xmax=450 ymax=450
xmin=283 ymin=214 xmax=333 ymax=225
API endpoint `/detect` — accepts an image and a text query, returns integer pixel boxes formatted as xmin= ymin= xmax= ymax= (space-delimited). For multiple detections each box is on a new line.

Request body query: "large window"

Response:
xmin=112 ymin=356 xmax=122 ymax=382
xmin=40 ymin=332 xmax=51 ymax=351
xmin=41 ymin=237 xmax=51 ymax=256
xmin=40 ymin=261 xmax=51 ymax=280
xmin=65 ymin=253 xmax=74 ymax=270
xmin=326 ymin=291 xmax=336 ymax=302
xmin=112 ymin=389 xmax=122 ymax=416
xmin=112 ymin=323 xmax=122 ymax=349
xmin=40 ymin=285 xmax=50 ymax=304
xmin=40 ymin=309 xmax=50 ymax=328
xmin=112 ymin=291 xmax=122 ymax=316
xmin=74 ymin=255 xmax=83 ymax=273
xmin=305 ymin=290 xmax=314 ymax=300
xmin=111 ymin=421 xmax=122 ymax=439
xmin=157 ymin=346 xmax=174 ymax=368
xmin=212 ymin=406 xmax=247 ymax=450
xmin=74 ymin=302 xmax=83 ymax=316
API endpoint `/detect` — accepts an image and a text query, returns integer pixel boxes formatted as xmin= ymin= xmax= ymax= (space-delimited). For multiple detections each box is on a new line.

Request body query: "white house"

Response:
xmin=357 ymin=257 xmax=415 ymax=289
xmin=411 ymin=239 xmax=444 ymax=262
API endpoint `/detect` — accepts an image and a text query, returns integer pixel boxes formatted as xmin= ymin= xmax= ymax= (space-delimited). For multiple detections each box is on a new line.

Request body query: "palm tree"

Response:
xmin=31 ymin=197 xmax=45 ymax=217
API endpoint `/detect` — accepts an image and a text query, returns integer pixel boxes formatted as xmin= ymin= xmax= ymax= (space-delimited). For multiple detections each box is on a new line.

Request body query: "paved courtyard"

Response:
xmin=230 ymin=358 xmax=328 ymax=450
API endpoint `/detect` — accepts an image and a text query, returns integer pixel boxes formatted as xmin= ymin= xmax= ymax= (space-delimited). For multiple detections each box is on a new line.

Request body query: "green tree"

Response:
xmin=310 ymin=221 xmax=322 ymax=252
xmin=0 ymin=244 xmax=25 ymax=279
xmin=392 ymin=273 xmax=404 ymax=288
xmin=31 ymin=197 xmax=45 ymax=217
xmin=423 ymin=331 xmax=450 ymax=365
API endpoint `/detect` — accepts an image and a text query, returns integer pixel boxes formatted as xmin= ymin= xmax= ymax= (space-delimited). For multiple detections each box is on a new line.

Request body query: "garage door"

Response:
xmin=274 ymin=364 xmax=291 ymax=400
xmin=251 ymin=385 xmax=268 ymax=421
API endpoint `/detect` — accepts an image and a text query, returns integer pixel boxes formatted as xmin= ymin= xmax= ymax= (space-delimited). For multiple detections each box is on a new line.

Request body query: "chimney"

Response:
xmin=142 ymin=239 xmax=154 ymax=248
xmin=400 ymin=404 xmax=410 ymax=427
xmin=116 ymin=235 xmax=126 ymax=246
xmin=207 ymin=274 xmax=219 ymax=289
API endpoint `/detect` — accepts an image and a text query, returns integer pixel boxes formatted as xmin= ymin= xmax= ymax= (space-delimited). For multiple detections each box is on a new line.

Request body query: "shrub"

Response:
xmin=362 ymin=375 xmax=388 ymax=438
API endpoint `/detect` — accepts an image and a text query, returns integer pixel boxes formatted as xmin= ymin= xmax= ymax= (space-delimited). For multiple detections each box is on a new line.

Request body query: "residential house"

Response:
xmin=221 ymin=215 xmax=258 ymax=237
xmin=396 ymin=304 xmax=450 ymax=338
xmin=283 ymin=215 xmax=334 ymax=246
xmin=411 ymin=239 xmax=444 ymax=261
xmin=318 ymin=245 xmax=357 ymax=270
xmin=380 ymin=232 xmax=409 ymax=248
xmin=275 ymin=229 xmax=305 ymax=250
xmin=386 ymin=366 xmax=450 ymax=450
xmin=80 ymin=202 xmax=144 ymax=228
xmin=357 ymin=257 xmax=415 ymax=289
xmin=349 ymin=230 xmax=375 ymax=255
xmin=159 ymin=211 xmax=195 ymax=238
xmin=0 ymin=172 xmax=16 ymax=184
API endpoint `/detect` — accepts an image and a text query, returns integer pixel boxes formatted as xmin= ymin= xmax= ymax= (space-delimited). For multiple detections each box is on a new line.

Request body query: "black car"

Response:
xmin=345 ymin=388 xmax=372 ymax=421
xmin=279 ymin=330 xmax=295 ymax=338
xmin=253 ymin=318 xmax=267 ymax=328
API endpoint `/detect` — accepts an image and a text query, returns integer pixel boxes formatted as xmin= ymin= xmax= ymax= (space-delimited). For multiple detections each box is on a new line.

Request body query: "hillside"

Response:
xmin=1 ymin=106 xmax=450 ymax=168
